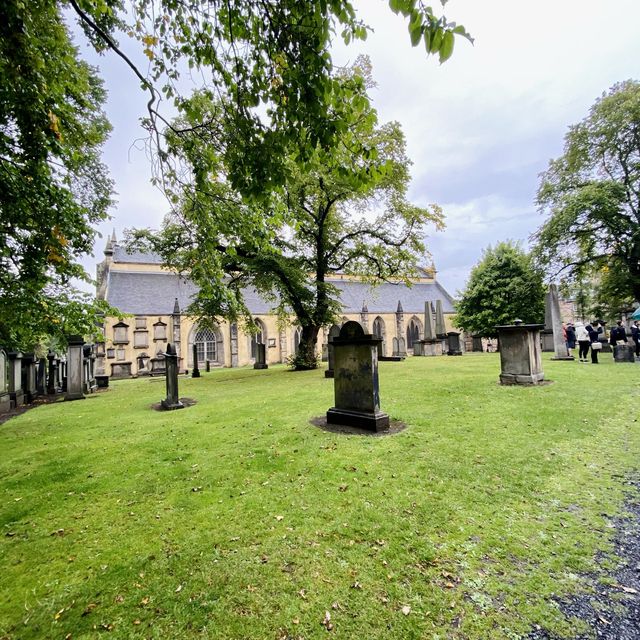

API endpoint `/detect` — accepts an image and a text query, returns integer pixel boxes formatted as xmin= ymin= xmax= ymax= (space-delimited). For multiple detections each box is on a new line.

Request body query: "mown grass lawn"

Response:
xmin=1 ymin=353 xmax=639 ymax=639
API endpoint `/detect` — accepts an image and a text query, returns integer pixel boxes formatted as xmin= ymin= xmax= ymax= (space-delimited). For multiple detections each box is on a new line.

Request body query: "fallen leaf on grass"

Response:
xmin=50 ymin=529 xmax=65 ymax=537
xmin=351 ymin=581 xmax=362 ymax=590
xmin=598 ymin=615 xmax=610 ymax=625
xmin=140 ymin=597 xmax=150 ymax=606
xmin=321 ymin=611 xmax=333 ymax=631
xmin=616 ymin=584 xmax=639 ymax=594
xmin=298 ymin=589 xmax=307 ymax=599
xmin=275 ymin=515 xmax=284 ymax=521
xmin=114 ymin=595 xmax=124 ymax=604
xmin=5 ymin=532 xmax=16 ymax=537
xmin=175 ymin=584 xmax=183 ymax=593
xmin=133 ymin=619 xmax=141 ymax=625
xmin=338 ymin=484 xmax=348 ymax=492
xmin=401 ymin=605 xmax=411 ymax=616
xmin=292 ymin=618 xmax=300 ymax=625
xmin=82 ymin=603 xmax=98 ymax=616
xmin=191 ymin=486 xmax=202 ymax=493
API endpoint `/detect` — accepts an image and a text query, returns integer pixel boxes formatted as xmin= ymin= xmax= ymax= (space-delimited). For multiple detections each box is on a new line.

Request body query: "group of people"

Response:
xmin=564 ymin=319 xmax=640 ymax=363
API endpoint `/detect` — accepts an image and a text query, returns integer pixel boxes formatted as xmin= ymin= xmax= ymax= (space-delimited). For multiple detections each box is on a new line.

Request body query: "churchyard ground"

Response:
xmin=1 ymin=354 xmax=639 ymax=639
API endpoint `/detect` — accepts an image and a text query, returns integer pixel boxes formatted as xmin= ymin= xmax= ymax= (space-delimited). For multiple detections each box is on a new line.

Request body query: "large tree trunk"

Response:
xmin=294 ymin=325 xmax=321 ymax=370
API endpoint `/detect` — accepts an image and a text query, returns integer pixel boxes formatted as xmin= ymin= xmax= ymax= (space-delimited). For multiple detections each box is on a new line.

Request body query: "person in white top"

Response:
xmin=575 ymin=322 xmax=590 ymax=363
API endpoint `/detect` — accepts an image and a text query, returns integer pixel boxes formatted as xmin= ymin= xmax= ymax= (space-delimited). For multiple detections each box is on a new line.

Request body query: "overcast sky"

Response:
xmin=80 ymin=0 xmax=640 ymax=297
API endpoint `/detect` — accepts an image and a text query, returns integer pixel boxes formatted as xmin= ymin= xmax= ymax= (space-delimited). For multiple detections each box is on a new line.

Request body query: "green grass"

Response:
xmin=1 ymin=354 xmax=639 ymax=639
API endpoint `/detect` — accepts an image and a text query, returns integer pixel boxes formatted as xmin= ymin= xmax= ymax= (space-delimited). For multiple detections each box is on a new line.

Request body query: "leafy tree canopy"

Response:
xmin=129 ymin=58 xmax=443 ymax=369
xmin=533 ymin=80 xmax=640 ymax=308
xmin=454 ymin=241 xmax=545 ymax=337
xmin=0 ymin=0 xmax=116 ymax=350
xmin=69 ymin=0 xmax=471 ymax=198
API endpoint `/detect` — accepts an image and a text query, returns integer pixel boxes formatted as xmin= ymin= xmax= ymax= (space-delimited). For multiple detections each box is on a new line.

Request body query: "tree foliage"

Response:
xmin=533 ymin=80 xmax=640 ymax=307
xmin=69 ymin=0 xmax=471 ymax=198
xmin=0 ymin=0 xmax=115 ymax=350
xmin=129 ymin=59 xmax=443 ymax=369
xmin=454 ymin=241 xmax=545 ymax=337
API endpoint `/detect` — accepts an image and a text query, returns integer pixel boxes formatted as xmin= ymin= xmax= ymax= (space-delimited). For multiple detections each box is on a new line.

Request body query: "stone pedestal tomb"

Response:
xmin=192 ymin=343 xmax=201 ymax=377
xmin=22 ymin=353 xmax=37 ymax=403
xmin=419 ymin=301 xmax=438 ymax=356
xmin=326 ymin=321 xmax=390 ymax=432
xmin=496 ymin=321 xmax=545 ymax=385
xmin=65 ymin=336 xmax=85 ymax=401
xmin=0 ymin=350 xmax=10 ymax=414
xmin=546 ymin=284 xmax=573 ymax=360
xmin=613 ymin=344 xmax=635 ymax=363
xmin=161 ymin=343 xmax=184 ymax=410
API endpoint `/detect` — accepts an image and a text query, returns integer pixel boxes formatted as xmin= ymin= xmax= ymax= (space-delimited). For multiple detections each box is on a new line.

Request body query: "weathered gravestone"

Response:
xmin=435 ymin=299 xmax=447 ymax=354
xmin=545 ymin=284 xmax=573 ymax=360
xmin=446 ymin=331 xmax=463 ymax=356
xmin=413 ymin=341 xmax=423 ymax=356
xmin=326 ymin=321 xmax=390 ymax=432
xmin=65 ymin=336 xmax=85 ymax=401
xmin=47 ymin=351 xmax=58 ymax=394
xmin=36 ymin=358 xmax=47 ymax=396
xmin=22 ymin=353 xmax=37 ymax=403
xmin=253 ymin=343 xmax=268 ymax=370
xmin=192 ymin=343 xmax=201 ymax=378
xmin=496 ymin=320 xmax=545 ymax=385
xmin=613 ymin=343 xmax=635 ymax=363
xmin=471 ymin=335 xmax=484 ymax=352
xmin=325 ymin=324 xmax=341 ymax=378
xmin=419 ymin=301 xmax=438 ymax=356
xmin=0 ymin=350 xmax=10 ymax=414
xmin=8 ymin=351 xmax=24 ymax=407
xmin=161 ymin=343 xmax=184 ymax=410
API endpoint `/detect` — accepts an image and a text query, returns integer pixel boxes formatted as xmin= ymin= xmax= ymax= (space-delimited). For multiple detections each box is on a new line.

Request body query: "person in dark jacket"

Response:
xmin=585 ymin=322 xmax=600 ymax=364
xmin=631 ymin=320 xmax=640 ymax=357
xmin=565 ymin=322 xmax=577 ymax=358
xmin=609 ymin=320 xmax=627 ymax=346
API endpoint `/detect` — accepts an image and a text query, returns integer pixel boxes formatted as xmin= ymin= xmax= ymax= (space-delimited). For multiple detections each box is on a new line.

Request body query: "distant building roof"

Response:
xmin=105 ymin=269 xmax=455 ymax=316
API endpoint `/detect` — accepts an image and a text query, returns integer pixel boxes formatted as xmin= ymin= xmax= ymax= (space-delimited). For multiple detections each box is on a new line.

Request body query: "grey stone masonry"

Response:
xmin=325 ymin=324 xmax=341 ymax=378
xmin=614 ymin=344 xmax=635 ymax=363
xmin=22 ymin=353 xmax=37 ymax=403
xmin=8 ymin=351 xmax=24 ymax=408
xmin=326 ymin=321 xmax=390 ymax=432
xmin=161 ymin=343 xmax=184 ymax=410
xmin=0 ymin=350 xmax=10 ymax=414
xmin=65 ymin=336 xmax=85 ymax=401
xmin=496 ymin=321 xmax=545 ymax=385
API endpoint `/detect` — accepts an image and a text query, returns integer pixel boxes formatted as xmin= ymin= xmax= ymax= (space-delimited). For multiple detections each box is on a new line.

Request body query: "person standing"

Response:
xmin=585 ymin=321 xmax=601 ymax=364
xmin=609 ymin=320 xmax=627 ymax=347
xmin=565 ymin=322 xmax=577 ymax=358
xmin=631 ymin=320 xmax=640 ymax=358
xmin=575 ymin=321 xmax=590 ymax=363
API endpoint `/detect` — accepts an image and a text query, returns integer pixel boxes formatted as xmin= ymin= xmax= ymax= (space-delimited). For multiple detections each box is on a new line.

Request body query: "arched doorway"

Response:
xmin=406 ymin=316 xmax=422 ymax=351
xmin=373 ymin=316 xmax=386 ymax=356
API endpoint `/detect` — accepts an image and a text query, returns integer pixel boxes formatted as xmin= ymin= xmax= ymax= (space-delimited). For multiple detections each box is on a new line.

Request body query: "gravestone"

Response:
xmin=206 ymin=360 xmax=210 ymax=372
xmin=65 ymin=336 xmax=85 ymax=401
xmin=47 ymin=351 xmax=57 ymax=394
xmin=546 ymin=284 xmax=573 ymax=360
xmin=435 ymin=300 xmax=446 ymax=337
xmin=161 ymin=343 xmax=184 ymax=410
xmin=397 ymin=337 xmax=407 ymax=358
xmin=613 ymin=344 xmax=635 ymax=363
xmin=253 ymin=343 xmax=268 ymax=370
xmin=496 ymin=320 xmax=545 ymax=385
xmin=22 ymin=353 xmax=37 ymax=403
xmin=446 ymin=331 xmax=463 ymax=356
xmin=8 ymin=351 xmax=24 ymax=408
xmin=419 ymin=301 xmax=438 ymax=356
xmin=0 ymin=350 xmax=10 ymax=414
xmin=413 ymin=341 xmax=423 ymax=356
xmin=192 ymin=344 xmax=201 ymax=378
xmin=36 ymin=358 xmax=47 ymax=395
xmin=392 ymin=337 xmax=400 ymax=357
xmin=326 ymin=321 xmax=390 ymax=432
xmin=472 ymin=335 xmax=484 ymax=352
xmin=325 ymin=324 xmax=341 ymax=378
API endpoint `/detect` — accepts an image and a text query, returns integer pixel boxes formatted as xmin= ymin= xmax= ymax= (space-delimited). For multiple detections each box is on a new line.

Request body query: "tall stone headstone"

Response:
xmin=22 ymin=353 xmax=37 ymax=403
xmin=420 ymin=301 xmax=438 ymax=356
xmin=496 ymin=320 xmax=545 ymax=385
xmin=47 ymin=351 xmax=58 ymax=394
xmin=253 ymin=342 xmax=268 ymax=370
xmin=546 ymin=284 xmax=573 ymax=360
xmin=65 ymin=336 xmax=85 ymax=401
xmin=36 ymin=358 xmax=47 ymax=395
xmin=192 ymin=343 xmax=201 ymax=378
xmin=435 ymin=300 xmax=446 ymax=337
xmin=161 ymin=343 xmax=184 ymax=410
xmin=395 ymin=301 xmax=405 ymax=354
xmin=8 ymin=351 xmax=24 ymax=407
xmin=0 ymin=350 xmax=10 ymax=414
xmin=446 ymin=331 xmax=463 ymax=356
xmin=325 ymin=324 xmax=341 ymax=378
xmin=326 ymin=321 xmax=390 ymax=432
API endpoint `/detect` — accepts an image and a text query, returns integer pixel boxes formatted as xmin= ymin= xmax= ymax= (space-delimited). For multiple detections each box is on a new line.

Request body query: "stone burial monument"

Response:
xmin=543 ymin=284 xmax=573 ymax=360
xmin=326 ymin=321 xmax=390 ymax=432
xmin=160 ymin=343 xmax=184 ymax=410
xmin=496 ymin=320 xmax=545 ymax=385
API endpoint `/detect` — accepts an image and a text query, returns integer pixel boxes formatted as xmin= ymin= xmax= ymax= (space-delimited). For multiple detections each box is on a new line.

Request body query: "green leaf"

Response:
xmin=439 ymin=30 xmax=455 ymax=63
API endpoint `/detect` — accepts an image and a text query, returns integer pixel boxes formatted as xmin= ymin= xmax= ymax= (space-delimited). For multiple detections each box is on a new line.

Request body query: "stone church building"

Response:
xmin=96 ymin=234 xmax=457 ymax=377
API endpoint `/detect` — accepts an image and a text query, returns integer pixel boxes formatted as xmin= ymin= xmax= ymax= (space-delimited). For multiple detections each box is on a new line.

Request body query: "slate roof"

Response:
xmin=113 ymin=246 xmax=165 ymax=264
xmin=106 ymin=269 xmax=456 ymax=316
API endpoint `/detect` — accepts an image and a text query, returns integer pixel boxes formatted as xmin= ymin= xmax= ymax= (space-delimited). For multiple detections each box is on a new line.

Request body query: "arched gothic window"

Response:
xmin=195 ymin=326 xmax=219 ymax=364
xmin=373 ymin=317 xmax=385 ymax=339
